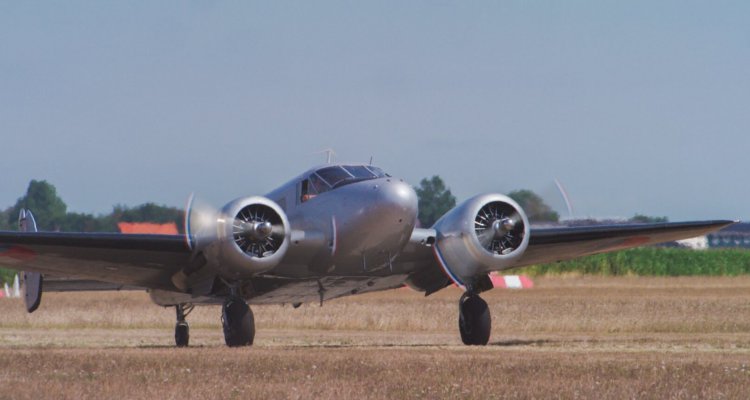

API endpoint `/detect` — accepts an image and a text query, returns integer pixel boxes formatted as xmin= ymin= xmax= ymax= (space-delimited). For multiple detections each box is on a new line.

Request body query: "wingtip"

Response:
xmin=714 ymin=219 xmax=740 ymax=229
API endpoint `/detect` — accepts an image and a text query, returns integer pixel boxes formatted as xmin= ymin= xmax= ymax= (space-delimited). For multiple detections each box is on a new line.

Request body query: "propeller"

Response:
xmin=230 ymin=203 xmax=285 ymax=258
xmin=184 ymin=193 xmax=220 ymax=252
xmin=474 ymin=202 xmax=524 ymax=255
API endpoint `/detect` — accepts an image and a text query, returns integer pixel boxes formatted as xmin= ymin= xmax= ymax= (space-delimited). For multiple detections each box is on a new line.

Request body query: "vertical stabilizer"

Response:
xmin=18 ymin=209 xmax=37 ymax=232
xmin=18 ymin=209 xmax=43 ymax=312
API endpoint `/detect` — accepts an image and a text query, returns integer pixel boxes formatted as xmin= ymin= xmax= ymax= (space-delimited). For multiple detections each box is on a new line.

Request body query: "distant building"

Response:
xmin=118 ymin=222 xmax=178 ymax=235
xmin=707 ymin=223 xmax=750 ymax=249
xmin=675 ymin=236 xmax=709 ymax=250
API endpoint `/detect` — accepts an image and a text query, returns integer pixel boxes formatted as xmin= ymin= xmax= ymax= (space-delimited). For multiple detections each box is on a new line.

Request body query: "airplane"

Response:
xmin=0 ymin=163 xmax=735 ymax=347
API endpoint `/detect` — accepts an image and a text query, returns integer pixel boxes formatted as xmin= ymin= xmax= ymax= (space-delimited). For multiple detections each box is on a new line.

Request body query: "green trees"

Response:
xmin=2 ymin=181 xmax=183 ymax=233
xmin=413 ymin=176 xmax=561 ymax=226
xmin=0 ymin=208 xmax=11 ymax=231
xmin=630 ymin=214 xmax=668 ymax=223
xmin=414 ymin=176 xmax=456 ymax=227
xmin=6 ymin=180 xmax=68 ymax=231
xmin=507 ymin=189 xmax=560 ymax=223
xmin=525 ymin=248 xmax=750 ymax=276
xmin=0 ymin=269 xmax=14 ymax=286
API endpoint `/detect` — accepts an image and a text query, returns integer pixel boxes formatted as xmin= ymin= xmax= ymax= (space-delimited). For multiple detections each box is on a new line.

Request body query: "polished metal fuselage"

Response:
xmin=265 ymin=168 xmax=419 ymax=278
xmin=151 ymin=165 xmax=426 ymax=306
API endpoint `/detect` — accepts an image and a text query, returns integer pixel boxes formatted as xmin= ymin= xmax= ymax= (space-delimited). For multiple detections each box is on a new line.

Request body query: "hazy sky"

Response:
xmin=1 ymin=2 xmax=748 ymax=221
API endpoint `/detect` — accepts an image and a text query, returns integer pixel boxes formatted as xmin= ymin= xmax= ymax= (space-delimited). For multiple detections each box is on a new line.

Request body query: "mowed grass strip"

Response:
xmin=0 ymin=348 xmax=749 ymax=399
xmin=1 ymin=276 xmax=750 ymax=334
xmin=1 ymin=276 xmax=750 ymax=399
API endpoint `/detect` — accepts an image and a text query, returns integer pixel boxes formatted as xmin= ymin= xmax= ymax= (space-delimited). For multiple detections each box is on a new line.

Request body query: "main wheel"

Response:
xmin=222 ymin=298 xmax=255 ymax=347
xmin=459 ymin=294 xmax=491 ymax=345
xmin=175 ymin=321 xmax=190 ymax=347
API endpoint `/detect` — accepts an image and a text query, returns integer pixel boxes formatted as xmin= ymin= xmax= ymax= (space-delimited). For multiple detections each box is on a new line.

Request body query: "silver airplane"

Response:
xmin=0 ymin=164 xmax=735 ymax=346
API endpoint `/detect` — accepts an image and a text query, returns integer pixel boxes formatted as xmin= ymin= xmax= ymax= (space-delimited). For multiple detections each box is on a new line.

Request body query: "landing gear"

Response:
xmin=222 ymin=297 xmax=255 ymax=347
xmin=458 ymin=292 xmax=491 ymax=345
xmin=175 ymin=303 xmax=194 ymax=347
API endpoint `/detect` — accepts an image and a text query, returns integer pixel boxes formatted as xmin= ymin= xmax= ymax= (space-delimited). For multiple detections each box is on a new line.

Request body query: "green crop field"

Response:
xmin=525 ymin=248 xmax=750 ymax=277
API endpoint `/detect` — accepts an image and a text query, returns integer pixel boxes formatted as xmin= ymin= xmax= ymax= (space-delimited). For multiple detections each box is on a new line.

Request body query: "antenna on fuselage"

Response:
xmin=314 ymin=148 xmax=336 ymax=164
xmin=369 ymin=156 xmax=373 ymax=165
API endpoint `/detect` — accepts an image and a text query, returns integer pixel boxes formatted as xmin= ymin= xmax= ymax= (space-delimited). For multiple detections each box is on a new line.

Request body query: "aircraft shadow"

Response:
xmin=488 ymin=339 xmax=555 ymax=347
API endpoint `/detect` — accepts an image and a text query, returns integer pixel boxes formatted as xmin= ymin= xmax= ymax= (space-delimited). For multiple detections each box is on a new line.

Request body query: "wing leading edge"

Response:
xmin=515 ymin=220 xmax=736 ymax=268
xmin=0 ymin=231 xmax=190 ymax=291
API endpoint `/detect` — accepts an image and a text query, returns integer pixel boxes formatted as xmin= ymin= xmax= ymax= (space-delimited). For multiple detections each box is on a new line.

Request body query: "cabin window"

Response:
xmin=301 ymin=173 xmax=332 ymax=202
xmin=300 ymin=179 xmax=315 ymax=203
xmin=309 ymin=173 xmax=329 ymax=194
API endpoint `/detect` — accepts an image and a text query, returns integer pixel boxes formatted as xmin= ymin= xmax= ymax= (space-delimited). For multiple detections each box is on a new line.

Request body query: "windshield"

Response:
xmin=316 ymin=166 xmax=353 ymax=187
xmin=301 ymin=165 xmax=389 ymax=202
xmin=343 ymin=165 xmax=376 ymax=179
xmin=309 ymin=173 xmax=329 ymax=194
xmin=364 ymin=166 xmax=388 ymax=178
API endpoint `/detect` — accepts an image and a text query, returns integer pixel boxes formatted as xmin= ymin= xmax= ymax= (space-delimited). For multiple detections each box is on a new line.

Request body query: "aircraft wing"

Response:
xmin=0 ymin=231 xmax=190 ymax=291
xmin=398 ymin=220 xmax=734 ymax=294
xmin=514 ymin=220 xmax=735 ymax=267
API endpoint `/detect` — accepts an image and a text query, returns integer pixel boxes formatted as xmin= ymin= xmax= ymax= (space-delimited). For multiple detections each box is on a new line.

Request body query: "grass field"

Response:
xmin=1 ymin=276 xmax=750 ymax=399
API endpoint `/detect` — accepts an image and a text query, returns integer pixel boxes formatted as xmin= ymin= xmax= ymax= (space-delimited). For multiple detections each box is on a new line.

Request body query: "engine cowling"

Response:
xmin=432 ymin=194 xmax=530 ymax=286
xmin=203 ymin=196 xmax=291 ymax=279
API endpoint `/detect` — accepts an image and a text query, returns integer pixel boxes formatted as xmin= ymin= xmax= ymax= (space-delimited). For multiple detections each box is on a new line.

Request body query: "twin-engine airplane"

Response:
xmin=0 ymin=164 xmax=735 ymax=346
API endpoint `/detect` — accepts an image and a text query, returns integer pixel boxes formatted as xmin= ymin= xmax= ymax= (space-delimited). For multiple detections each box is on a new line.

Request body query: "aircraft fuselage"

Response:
xmin=265 ymin=165 xmax=419 ymax=277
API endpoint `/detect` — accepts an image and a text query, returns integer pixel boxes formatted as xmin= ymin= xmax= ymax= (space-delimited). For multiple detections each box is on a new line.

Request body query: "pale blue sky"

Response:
xmin=1 ymin=2 xmax=748 ymax=221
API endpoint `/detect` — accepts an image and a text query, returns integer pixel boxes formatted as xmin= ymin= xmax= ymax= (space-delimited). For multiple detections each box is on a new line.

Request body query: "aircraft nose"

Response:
xmin=377 ymin=179 xmax=418 ymax=225
xmin=331 ymin=178 xmax=418 ymax=261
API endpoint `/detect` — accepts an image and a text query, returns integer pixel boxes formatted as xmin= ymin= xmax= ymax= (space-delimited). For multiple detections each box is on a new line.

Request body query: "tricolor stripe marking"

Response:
xmin=432 ymin=245 xmax=465 ymax=289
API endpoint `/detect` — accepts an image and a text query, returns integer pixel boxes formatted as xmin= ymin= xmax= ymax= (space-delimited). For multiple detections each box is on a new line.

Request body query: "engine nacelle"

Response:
xmin=432 ymin=194 xmax=530 ymax=287
xmin=203 ymin=196 xmax=291 ymax=279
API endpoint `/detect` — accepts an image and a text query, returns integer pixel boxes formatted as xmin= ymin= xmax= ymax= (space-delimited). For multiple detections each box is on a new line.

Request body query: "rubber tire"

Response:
xmin=175 ymin=321 xmax=190 ymax=347
xmin=222 ymin=299 xmax=255 ymax=347
xmin=459 ymin=295 xmax=491 ymax=345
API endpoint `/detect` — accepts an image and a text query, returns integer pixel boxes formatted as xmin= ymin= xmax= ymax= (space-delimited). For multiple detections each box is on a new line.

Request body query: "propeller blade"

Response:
xmin=184 ymin=193 xmax=220 ymax=251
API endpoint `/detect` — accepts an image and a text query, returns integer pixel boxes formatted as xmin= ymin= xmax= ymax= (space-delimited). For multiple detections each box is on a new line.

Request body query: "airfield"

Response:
xmin=1 ymin=276 xmax=749 ymax=399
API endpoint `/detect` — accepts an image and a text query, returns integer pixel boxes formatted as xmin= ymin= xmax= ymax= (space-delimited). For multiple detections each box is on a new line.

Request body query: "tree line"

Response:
xmin=0 ymin=180 xmax=184 ymax=233
xmin=414 ymin=176 xmax=667 ymax=226
xmin=1 ymin=177 xmax=667 ymax=232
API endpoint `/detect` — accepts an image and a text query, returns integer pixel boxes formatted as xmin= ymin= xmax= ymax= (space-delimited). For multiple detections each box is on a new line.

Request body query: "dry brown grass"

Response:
xmin=1 ymin=276 xmax=750 ymax=399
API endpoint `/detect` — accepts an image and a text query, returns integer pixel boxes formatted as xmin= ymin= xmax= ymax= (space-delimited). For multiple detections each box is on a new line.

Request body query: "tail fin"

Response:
xmin=18 ymin=209 xmax=42 ymax=312
xmin=18 ymin=209 xmax=37 ymax=233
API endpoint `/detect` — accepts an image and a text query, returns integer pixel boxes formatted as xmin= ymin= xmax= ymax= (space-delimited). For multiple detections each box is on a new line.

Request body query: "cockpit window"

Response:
xmin=301 ymin=165 xmax=390 ymax=202
xmin=309 ymin=173 xmax=329 ymax=194
xmin=343 ymin=165 xmax=376 ymax=179
xmin=315 ymin=166 xmax=353 ymax=187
